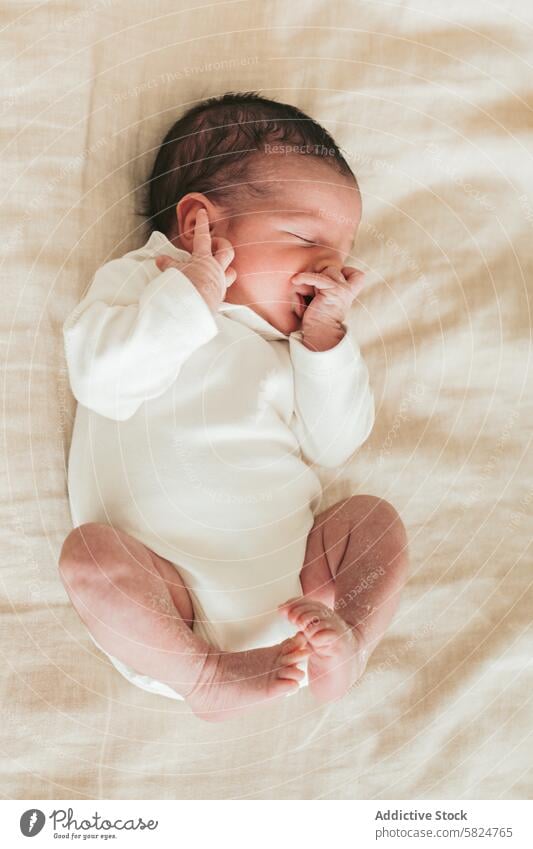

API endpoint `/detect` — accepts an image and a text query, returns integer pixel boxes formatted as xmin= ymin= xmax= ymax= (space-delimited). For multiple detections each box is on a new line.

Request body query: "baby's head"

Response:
xmin=143 ymin=92 xmax=361 ymax=335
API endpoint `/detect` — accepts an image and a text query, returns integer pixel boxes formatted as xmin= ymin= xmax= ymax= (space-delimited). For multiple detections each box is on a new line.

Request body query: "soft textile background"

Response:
xmin=1 ymin=0 xmax=531 ymax=799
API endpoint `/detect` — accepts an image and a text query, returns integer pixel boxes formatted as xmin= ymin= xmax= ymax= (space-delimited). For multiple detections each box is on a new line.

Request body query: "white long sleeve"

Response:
xmin=63 ymin=252 xmax=219 ymax=421
xmin=288 ymin=323 xmax=375 ymax=468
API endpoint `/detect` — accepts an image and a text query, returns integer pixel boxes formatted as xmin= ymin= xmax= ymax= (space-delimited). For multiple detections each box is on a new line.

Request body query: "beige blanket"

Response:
xmin=2 ymin=0 xmax=531 ymax=799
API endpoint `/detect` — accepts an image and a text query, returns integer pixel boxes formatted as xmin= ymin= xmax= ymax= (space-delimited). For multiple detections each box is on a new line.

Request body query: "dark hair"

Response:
xmin=139 ymin=91 xmax=358 ymax=238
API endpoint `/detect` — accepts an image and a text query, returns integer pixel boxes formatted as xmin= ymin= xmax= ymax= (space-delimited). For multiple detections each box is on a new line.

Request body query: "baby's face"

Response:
xmin=217 ymin=154 xmax=361 ymax=336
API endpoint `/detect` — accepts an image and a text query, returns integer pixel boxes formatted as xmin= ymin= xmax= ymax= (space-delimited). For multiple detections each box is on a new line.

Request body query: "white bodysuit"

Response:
xmin=63 ymin=230 xmax=375 ymax=701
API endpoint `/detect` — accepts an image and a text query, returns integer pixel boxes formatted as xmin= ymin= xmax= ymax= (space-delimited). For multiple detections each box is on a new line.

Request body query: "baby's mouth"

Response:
xmin=293 ymin=292 xmax=314 ymax=318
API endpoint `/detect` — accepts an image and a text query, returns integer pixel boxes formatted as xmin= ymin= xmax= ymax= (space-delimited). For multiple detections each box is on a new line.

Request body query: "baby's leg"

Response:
xmin=287 ymin=495 xmax=409 ymax=702
xmin=59 ymin=523 xmax=206 ymax=695
xmin=59 ymin=523 xmax=310 ymax=720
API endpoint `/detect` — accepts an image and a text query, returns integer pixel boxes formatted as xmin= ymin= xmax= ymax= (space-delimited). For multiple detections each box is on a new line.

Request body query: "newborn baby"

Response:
xmin=59 ymin=92 xmax=409 ymax=722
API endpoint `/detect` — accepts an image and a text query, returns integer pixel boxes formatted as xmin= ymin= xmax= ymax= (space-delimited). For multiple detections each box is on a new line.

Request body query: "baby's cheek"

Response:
xmin=232 ymin=246 xmax=264 ymax=276
xmin=232 ymin=246 xmax=302 ymax=306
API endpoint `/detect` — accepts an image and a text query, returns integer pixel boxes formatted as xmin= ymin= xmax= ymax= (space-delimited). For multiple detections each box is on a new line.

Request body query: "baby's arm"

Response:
xmin=289 ymin=323 xmax=375 ymax=469
xmin=288 ymin=265 xmax=374 ymax=468
xmin=63 ymin=212 xmax=233 ymax=420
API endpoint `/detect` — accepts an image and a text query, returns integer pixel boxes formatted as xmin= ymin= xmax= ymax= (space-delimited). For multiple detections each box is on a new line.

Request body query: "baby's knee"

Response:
xmin=342 ymin=495 xmax=408 ymax=546
xmin=59 ymin=522 xmax=114 ymax=577
xmin=352 ymin=494 xmax=402 ymax=522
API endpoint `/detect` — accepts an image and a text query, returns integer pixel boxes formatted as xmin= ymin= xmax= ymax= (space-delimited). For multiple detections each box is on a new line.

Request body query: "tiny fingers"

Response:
xmin=192 ymin=208 xmax=212 ymax=258
xmin=292 ymin=267 xmax=361 ymax=291
xmin=322 ymin=265 xmax=347 ymax=285
xmin=155 ymin=254 xmax=175 ymax=271
xmin=342 ymin=266 xmax=365 ymax=283
xmin=291 ymin=272 xmax=336 ymax=290
xmin=225 ymin=267 xmax=237 ymax=286
xmin=341 ymin=265 xmax=364 ymax=276
xmin=339 ymin=267 xmax=365 ymax=300
xmin=211 ymin=236 xmax=235 ymax=271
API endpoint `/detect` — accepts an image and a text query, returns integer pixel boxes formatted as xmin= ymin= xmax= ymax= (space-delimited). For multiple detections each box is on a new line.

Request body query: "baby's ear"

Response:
xmin=176 ymin=193 xmax=216 ymax=249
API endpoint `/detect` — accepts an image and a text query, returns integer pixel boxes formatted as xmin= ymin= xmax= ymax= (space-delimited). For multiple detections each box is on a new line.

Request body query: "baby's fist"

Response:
xmin=154 ymin=211 xmax=236 ymax=313
xmin=292 ymin=265 xmax=365 ymax=350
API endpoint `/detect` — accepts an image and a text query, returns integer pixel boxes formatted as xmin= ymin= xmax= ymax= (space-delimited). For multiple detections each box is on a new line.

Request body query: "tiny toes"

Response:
xmin=282 ymin=647 xmax=311 ymax=663
xmin=277 ymin=665 xmax=305 ymax=682
xmin=282 ymin=631 xmax=307 ymax=650
xmin=286 ymin=600 xmax=329 ymax=618
xmin=301 ymin=619 xmax=336 ymax=638
xmin=272 ymin=678 xmax=299 ymax=696
xmin=293 ymin=611 xmax=331 ymax=630
xmin=308 ymin=628 xmax=337 ymax=647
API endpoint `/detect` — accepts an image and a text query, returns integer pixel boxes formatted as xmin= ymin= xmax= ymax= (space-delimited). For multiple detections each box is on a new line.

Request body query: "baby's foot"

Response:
xmin=185 ymin=631 xmax=311 ymax=722
xmin=278 ymin=598 xmax=368 ymax=704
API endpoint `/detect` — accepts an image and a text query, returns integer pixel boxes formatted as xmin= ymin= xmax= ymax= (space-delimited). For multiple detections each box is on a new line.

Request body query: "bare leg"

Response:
xmin=283 ymin=495 xmax=409 ymax=703
xmin=59 ymin=523 xmax=311 ymax=721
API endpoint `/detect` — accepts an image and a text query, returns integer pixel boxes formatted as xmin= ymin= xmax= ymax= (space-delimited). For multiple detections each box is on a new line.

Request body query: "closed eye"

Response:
xmin=288 ymin=233 xmax=316 ymax=246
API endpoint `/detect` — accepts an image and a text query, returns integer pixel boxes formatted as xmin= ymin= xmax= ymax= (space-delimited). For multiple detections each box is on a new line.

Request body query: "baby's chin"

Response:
xmin=285 ymin=309 xmax=304 ymax=334
xmin=263 ymin=305 xmax=302 ymax=336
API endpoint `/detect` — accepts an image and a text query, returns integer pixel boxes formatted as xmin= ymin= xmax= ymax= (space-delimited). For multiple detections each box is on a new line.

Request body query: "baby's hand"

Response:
xmin=154 ymin=208 xmax=236 ymax=313
xmin=291 ymin=265 xmax=365 ymax=351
